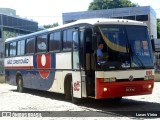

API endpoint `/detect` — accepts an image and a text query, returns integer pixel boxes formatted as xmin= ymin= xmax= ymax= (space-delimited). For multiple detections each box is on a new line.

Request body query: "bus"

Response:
xmin=4 ymin=18 xmax=154 ymax=103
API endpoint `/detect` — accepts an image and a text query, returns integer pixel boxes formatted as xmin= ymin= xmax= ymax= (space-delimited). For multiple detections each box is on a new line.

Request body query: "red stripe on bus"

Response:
xmin=4 ymin=66 xmax=34 ymax=69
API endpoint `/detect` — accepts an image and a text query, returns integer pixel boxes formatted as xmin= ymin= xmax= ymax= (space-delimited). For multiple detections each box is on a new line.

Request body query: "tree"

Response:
xmin=157 ymin=19 xmax=160 ymax=38
xmin=43 ymin=22 xmax=59 ymax=29
xmin=88 ymin=0 xmax=138 ymax=10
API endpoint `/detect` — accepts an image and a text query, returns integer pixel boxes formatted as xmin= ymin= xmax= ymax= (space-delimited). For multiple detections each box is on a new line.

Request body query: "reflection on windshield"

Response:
xmin=95 ymin=25 xmax=153 ymax=70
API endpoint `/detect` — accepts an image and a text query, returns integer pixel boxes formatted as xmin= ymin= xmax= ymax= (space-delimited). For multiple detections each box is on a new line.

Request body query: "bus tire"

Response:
xmin=65 ymin=77 xmax=80 ymax=104
xmin=17 ymin=76 xmax=24 ymax=93
xmin=65 ymin=77 xmax=72 ymax=100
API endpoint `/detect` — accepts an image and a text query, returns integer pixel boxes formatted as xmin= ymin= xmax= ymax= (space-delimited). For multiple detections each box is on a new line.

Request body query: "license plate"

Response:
xmin=126 ymin=87 xmax=135 ymax=92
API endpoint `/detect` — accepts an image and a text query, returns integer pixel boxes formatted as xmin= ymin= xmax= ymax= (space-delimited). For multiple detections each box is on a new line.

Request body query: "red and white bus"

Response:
xmin=4 ymin=18 xmax=154 ymax=103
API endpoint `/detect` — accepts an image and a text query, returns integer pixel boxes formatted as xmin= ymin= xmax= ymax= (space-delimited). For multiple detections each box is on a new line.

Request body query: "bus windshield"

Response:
xmin=95 ymin=25 xmax=154 ymax=70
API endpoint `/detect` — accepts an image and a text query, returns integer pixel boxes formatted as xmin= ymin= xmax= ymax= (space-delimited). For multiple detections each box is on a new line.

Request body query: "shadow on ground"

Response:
xmin=11 ymin=88 xmax=160 ymax=118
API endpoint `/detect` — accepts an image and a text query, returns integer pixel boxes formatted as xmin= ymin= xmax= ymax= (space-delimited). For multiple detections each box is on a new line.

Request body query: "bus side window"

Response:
xmin=9 ymin=42 xmax=17 ymax=57
xmin=63 ymin=29 xmax=72 ymax=51
xmin=5 ymin=43 xmax=9 ymax=57
xmin=26 ymin=37 xmax=35 ymax=54
xmin=49 ymin=32 xmax=61 ymax=52
xmin=37 ymin=34 xmax=47 ymax=53
xmin=17 ymin=40 xmax=25 ymax=56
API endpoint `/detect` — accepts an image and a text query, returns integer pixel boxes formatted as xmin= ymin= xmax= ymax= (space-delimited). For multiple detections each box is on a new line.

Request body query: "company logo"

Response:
xmin=129 ymin=75 xmax=134 ymax=81
xmin=37 ymin=54 xmax=51 ymax=79
xmin=73 ymin=81 xmax=80 ymax=91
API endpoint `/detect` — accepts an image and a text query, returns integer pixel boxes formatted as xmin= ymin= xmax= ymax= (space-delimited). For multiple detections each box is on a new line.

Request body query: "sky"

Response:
xmin=0 ymin=0 xmax=159 ymax=26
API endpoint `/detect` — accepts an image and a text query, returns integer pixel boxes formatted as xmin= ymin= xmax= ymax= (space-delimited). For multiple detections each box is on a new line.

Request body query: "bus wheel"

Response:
xmin=65 ymin=78 xmax=80 ymax=104
xmin=65 ymin=78 xmax=72 ymax=100
xmin=17 ymin=76 xmax=24 ymax=93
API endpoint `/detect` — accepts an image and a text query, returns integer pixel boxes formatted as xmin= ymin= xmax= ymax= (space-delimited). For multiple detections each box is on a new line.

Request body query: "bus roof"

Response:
xmin=5 ymin=18 xmax=146 ymax=43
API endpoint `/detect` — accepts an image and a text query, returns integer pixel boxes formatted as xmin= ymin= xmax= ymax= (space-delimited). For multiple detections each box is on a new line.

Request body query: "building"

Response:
xmin=63 ymin=6 xmax=157 ymax=39
xmin=0 ymin=8 xmax=38 ymax=74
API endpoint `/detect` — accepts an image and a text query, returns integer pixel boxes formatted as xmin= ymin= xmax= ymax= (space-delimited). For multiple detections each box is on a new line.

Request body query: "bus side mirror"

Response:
xmin=151 ymin=39 xmax=155 ymax=52
xmin=92 ymin=35 xmax=97 ymax=50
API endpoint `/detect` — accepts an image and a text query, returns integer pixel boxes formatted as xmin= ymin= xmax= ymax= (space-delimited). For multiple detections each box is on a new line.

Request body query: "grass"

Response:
xmin=0 ymin=75 xmax=5 ymax=83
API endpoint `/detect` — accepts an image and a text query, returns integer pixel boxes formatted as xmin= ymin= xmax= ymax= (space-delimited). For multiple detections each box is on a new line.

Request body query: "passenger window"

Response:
xmin=37 ymin=35 xmax=47 ymax=53
xmin=9 ymin=42 xmax=17 ymax=56
xmin=26 ymin=37 xmax=35 ymax=54
xmin=5 ymin=43 xmax=9 ymax=57
xmin=63 ymin=29 xmax=72 ymax=51
xmin=49 ymin=32 xmax=61 ymax=51
xmin=17 ymin=40 xmax=25 ymax=56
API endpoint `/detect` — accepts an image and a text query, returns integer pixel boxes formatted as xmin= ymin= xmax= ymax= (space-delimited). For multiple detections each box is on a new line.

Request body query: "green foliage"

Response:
xmin=43 ymin=22 xmax=59 ymax=29
xmin=157 ymin=19 xmax=160 ymax=38
xmin=88 ymin=0 xmax=138 ymax=10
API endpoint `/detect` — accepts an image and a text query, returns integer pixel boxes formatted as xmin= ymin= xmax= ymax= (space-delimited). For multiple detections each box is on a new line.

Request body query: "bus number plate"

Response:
xmin=126 ymin=87 xmax=135 ymax=92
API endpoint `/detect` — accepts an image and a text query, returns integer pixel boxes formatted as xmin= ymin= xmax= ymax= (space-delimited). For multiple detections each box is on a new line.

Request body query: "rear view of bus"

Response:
xmin=93 ymin=19 xmax=154 ymax=99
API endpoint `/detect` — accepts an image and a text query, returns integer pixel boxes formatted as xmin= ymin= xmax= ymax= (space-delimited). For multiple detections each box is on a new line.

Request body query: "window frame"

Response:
xmin=26 ymin=37 xmax=36 ymax=55
xmin=62 ymin=29 xmax=73 ymax=52
xmin=49 ymin=31 xmax=61 ymax=52
xmin=5 ymin=43 xmax=10 ymax=57
xmin=17 ymin=39 xmax=26 ymax=56
xmin=36 ymin=34 xmax=48 ymax=54
xmin=9 ymin=41 xmax=17 ymax=57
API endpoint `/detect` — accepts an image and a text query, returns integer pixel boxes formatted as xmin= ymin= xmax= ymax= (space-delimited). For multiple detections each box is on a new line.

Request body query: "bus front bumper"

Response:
xmin=95 ymin=80 xmax=154 ymax=99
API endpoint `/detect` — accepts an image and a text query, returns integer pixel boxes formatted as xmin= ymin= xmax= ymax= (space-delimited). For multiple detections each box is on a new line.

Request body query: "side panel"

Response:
xmin=72 ymin=71 xmax=81 ymax=98
xmin=56 ymin=52 xmax=72 ymax=69
xmin=48 ymin=70 xmax=70 ymax=93
xmin=4 ymin=56 xmax=33 ymax=86
xmin=49 ymin=52 xmax=72 ymax=93
xmin=48 ymin=71 xmax=59 ymax=92
xmin=5 ymin=52 xmax=73 ymax=94
xmin=5 ymin=53 xmax=56 ymax=91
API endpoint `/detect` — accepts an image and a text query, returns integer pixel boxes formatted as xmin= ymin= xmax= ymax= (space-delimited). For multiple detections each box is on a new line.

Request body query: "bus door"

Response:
xmin=79 ymin=28 xmax=87 ymax=97
xmin=72 ymin=30 xmax=82 ymax=98
xmin=83 ymin=28 xmax=95 ymax=97
xmin=72 ymin=28 xmax=95 ymax=98
xmin=79 ymin=28 xmax=95 ymax=97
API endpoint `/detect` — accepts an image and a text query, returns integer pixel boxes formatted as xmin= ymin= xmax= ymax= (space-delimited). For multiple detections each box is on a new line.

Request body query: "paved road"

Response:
xmin=0 ymin=83 xmax=160 ymax=120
